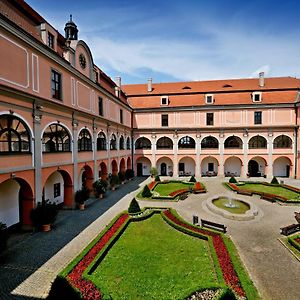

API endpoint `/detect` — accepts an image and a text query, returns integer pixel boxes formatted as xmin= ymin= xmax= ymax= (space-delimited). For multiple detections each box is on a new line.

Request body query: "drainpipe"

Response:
xmin=294 ymin=106 xmax=298 ymax=179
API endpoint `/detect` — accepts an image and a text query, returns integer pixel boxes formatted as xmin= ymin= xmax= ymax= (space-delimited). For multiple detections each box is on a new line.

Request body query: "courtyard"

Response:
xmin=0 ymin=176 xmax=299 ymax=299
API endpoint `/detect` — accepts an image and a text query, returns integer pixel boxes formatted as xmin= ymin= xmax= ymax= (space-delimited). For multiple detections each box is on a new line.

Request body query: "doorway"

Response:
xmin=248 ymin=160 xmax=259 ymax=177
xmin=161 ymin=163 xmax=167 ymax=176
xmin=137 ymin=163 xmax=143 ymax=176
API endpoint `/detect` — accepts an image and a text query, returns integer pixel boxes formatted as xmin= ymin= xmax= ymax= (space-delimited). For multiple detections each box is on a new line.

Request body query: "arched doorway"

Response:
xmin=111 ymin=160 xmax=118 ymax=175
xmin=136 ymin=157 xmax=151 ymax=176
xmin=99 ymin=162 xmax=108 ymax=180
xmin=178 ymin=157 xmax=195 ymax=176
xmin=273 ymin=157 xmax=292 ymax=177
xmin=201 ymin=157 xmax=219 ymax=176
xmin=156 ymin=157 xmax=173 ymax=176
xmin=248 ymin=160 xmax=259 ymax=177
xmin=80 ymin=165 xmax=94 ymax=190
xmin=127 ymin=157 xmax=131 ymax=170
xmin=119 ymin=158 xmax=126 ymax=174
xmin=224 ymin=157 xmax=242 ymax=176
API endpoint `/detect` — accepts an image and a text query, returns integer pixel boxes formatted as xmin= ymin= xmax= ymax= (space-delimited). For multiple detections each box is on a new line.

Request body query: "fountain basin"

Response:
xmin=206 ymin=196 xmax=258 ymax=221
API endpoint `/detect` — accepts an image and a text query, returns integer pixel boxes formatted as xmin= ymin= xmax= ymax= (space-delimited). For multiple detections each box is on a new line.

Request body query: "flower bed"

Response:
xmin=288 ymin=235 xmax=300 ymax=252
xmin=163 ymin=210 xmax=245 ymax=297
xmin=148 ymin=181 xmax=158 ymax=191
xmin=168 ymin=188 xmax=189 ymax=197
xmin=193 ymin=182 xmax=206 ymax=193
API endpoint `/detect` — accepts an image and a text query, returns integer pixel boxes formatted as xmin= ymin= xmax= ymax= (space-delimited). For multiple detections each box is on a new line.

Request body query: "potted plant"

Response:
xmin=0 ymin=222 xmax=8 ymax=253
xmin=118 ymin=171 xmax=126 ymax=184
xmin=110 ymin=174 xmax=119 ymax=191
xmin=93 ymin=180 xmax=106 ymax=199
xmin=75 ymin=186 xmax=89 ymax=210
xmin=150 ymin=166 xmax=158 ymax=178
xmin=125 ymin=169 xmax=134 ymax=180
xmin=30 ymin=200 xmax=58 ymax=232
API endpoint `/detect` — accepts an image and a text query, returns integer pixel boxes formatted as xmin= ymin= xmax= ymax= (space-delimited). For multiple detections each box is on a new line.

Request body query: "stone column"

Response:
xmin=196 ymin=134 xmax=201 ymax=177
xmin=107 ymin=125 xmax=111 ymax=174
xmin=267 ymin=133 xmax=273 ymax=178
xmin=151 ymin=134 xmax=156 ymax=168
xmin=93 ymin=127 xmax=98 ymax=181
xmin=72 ymin=120 xmax=79 ymax=193
xmin=173 ymin=133 xmax=178 ymax=177
xmin=219 ymin=135 xmax=224 ymax=177
xmin=242 ymin=131 xmax=249 ymax=178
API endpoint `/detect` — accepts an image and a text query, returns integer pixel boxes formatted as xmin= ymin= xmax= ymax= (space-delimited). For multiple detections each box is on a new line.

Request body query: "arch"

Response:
xmin=80 ymin=165 xmax=94 ymax=191
xmin=273 ymin=156 xmax=292 ymax=177
xmin=248 ymin=135 xmax=267 ymax=149
xmin=119 ymin=158 xmax=126 ymax=173
xmin=201 ymin=136 xmax=219 ymax=149
xmin=156 ymin=136 xmax=173 ymax=149
xmin=126 ymin=157 xmax=131 ymax=170
xmin=178 ymin=156 xmax=195 ymax=176
xmin=97 ymin=132 xmax=106 ymax=150
xmin=248 ymin=156 xmax=267 ymax=177
xmin=126 ymin=137 xmax=131 ymax=150
xmin=201 ymin=156 xmax=219 ymax=176
xmin=111 ymin=159 xmax=118 ymax=175
xmin=136 ymin=156 xmax=151 ymax=176
xmin=99 ymin=162 xmax=108 ymax=180
xmin=0 ymin=114 xmax=31 ymax=153
xmin=224 ymin=136 xmax=243 ymax=149
xmin=0 ymin=177 xmax=34 ymax=228
xmin=78 ymin=128 xmax=92 ymax=151
xmin=110 ymin=134 xmax=117 ymax=150
xmin=42 ymin=123 xmax=71 ymax=152
xmin=273 ymin=135 xmax=292 ymax=149
xmin=156 ymin=156 xmax=173 ymax=176
xmin=135 ymin=137 xmax=151 ymax=149
xmin=224 ymin=156 xmax=242 ymax=176
xmin=178 ymin=136 xmax=195 ymax=149
xmin=75 ymin=40 xmax=94 ymax=80
xmin=119 ymin=135 xmax=125 ymax=150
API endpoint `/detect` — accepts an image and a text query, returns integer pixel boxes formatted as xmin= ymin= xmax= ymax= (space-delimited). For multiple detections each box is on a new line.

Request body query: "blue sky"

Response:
xmin=27 ymin=0 xmax=300 ymax=84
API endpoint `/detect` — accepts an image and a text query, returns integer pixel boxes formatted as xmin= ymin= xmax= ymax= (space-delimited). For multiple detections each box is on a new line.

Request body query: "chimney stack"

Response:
xmin=115 ymin=87 xmax=119 ymax=97
xmin=147 ymin=78 xmax=152 ymax=92
xmin=115 ymin=76 xmax=121 ymax=88
xmin=259 ymin=72 xmax=265 ymax=87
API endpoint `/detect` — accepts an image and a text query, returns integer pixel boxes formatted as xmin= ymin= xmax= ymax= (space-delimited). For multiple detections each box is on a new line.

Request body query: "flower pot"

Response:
xmin=79 ymin=203 xmax=85 ymax=210
xmin=42 ymin=224 xmax=51 ymax=232
xmin=99 ymin=194 xmax=103 ymax=199
xmin=111 ymin=186 xmax=115 ymax=191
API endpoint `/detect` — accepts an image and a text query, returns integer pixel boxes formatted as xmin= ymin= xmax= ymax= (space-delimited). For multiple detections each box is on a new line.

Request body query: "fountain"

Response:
xmin=225 ymin=197 xmax=239 ymax=208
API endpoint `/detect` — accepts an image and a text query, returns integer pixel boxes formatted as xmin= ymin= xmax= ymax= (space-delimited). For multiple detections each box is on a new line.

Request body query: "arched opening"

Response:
xmin=201 ymin=136 xmax=219 ymax=149
xmin=273 ymin=135 xmax=292 ymax=149
xmin=224 ymin=157 xmax=242 ymax=176
xmin=135 ymin=137 xmax=151 ymax=149
xmin=156 ymin=157 xmax=173 ymax=176
xmin=126 ymin=157 xmax=131 ymax=170
xmin=97 ymin=132 xmax=106 ymax=150
xmin=110 ymin=134 xmax=117 ymax=150
xmin=99 ymin=162 xmax=108 ymax=180
xmin=136 ymin=156 xmax=151 ymax=176
xmin=119 ymin=158 xmax=126 ymax=174
xmin=80 ymin=165 xmax=94 ymax=191
xmin=178 ymin=136 xmax=195 ymax=149
xmin=111 ymin=159 xmax=118 ymax=175
xmin=249 ymin=136 xmax=267 ymax=149
xmin=273 ymin=157 xmax=292 ymax=177
xmin=224 ymin=136 xmax=243 ymax=149
xmin=178 ymin=157 xmax=195 ymax=176
xmin=156 ymin=137 xmax=173 ymax=149
xmin=248 ymin=157 xmax=267 ymax=177
xmin=119 ymin=135 xmax=125 ymax=150
xmin=42 ymin=123 xmax=70 ymax=152
xmin=201 ymin=157 xmax=219 ymax=176
xmin=78 ymin=129 xmax=92 ymax=151
xmin=0 ymin=178 xmax=34 ymax=229
xmin=126 ymin=137 xmax=131 ymax=150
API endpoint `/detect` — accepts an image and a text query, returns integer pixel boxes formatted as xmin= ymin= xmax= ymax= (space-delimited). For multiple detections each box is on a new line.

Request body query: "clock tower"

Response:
xmin=64 ymin=15 xmax=78 ymax=40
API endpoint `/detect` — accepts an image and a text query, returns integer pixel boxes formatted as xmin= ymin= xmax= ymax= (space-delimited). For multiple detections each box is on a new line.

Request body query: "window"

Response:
xmin=119 ymin=135 xmax=125 ymax=150
xmin=120 ymin=109 xmax=123 ymax=124
xmin=48 ymin=32 xmax=54 ymax=49
xmin=178 ymin=136 xmax=195 ymax=149
xmin=254 ymin=111 xmax=262 ymax=125
xmin=126 ymin=137 xmax=131 ymax=150
xmin=54 ymin=183 xmax=60 ymax=198
xmin=0 ymin=115 xmax=31 ymax=153
xmin=248 ymin=136 xmax=267 ymax=149
xmin=224 ymin=136 xmax=243 ymax=149
xmin=110 ymin=134 xmax=117 ymax=150
xmin=273 ymin=135 xmax=292 ymax=149
xmin=97 ymin=132 xmax=106 ymax=150
xmin=98 ymin=97 xmax=103 ymax=116
xmin=51 ymin=69 xmax=62 ymax=100
xmin=135 ymin=137 xmax=151 ymax=149
xmin=156 ymin=137 xmax=173 ymax=149
xmin=161 ymin=114 xmax=168 ymax=127
xmin=161 ymin=96 xmax=168 ymax=106
xmin=205 ymin=94 xmax=214 ymax=104
xmin=78 ymin=129 xmax=92 ymax=151
xmin=201 ymin=136 xmax=219 ymax=149
xmin=252 ymin=92 xmax=262 ymax=102
xmin=206 ymin=113 xmax=214 ymax=126
xmin=42 ymin=124 xmax=70 ymax=152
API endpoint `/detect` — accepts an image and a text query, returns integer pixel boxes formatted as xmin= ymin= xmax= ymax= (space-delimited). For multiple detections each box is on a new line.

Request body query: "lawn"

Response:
xmin=153 ymin=181 xmax=193 ymax=196
xmin=87 ymin=214 xmax=220 ymax=299
xmin=238 ymin=183 xmax=300 ymax=200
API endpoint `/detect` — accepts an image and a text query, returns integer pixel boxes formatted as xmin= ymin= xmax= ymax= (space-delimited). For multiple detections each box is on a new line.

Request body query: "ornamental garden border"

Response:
xmin=48 ymin=208 xmax=259 ymax=300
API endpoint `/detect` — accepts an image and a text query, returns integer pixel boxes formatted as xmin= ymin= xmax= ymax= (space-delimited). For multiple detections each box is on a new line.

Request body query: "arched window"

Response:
xmin=178 ymin=136 xmax=195 ymax=149
xmin=273 ymin=135 xmax=292 ymax=149
xmin=97 ymin=132 xmax=106 ymax=150
xmin=78 ymin=129 xmax=92 ymax=151
xmin=126 ymin=137 xmax=131 ymax=150
xmin=156 ymin=137 xmax=173 ymax=149
xmin=224 ymin=136 xmax=243 ymax=149
xmin=110 ymin=134 xmax=117 ymax=150
xmin=0 ymin=114 xmax=30 ymax=153
xmin=248 ymin=136 xmax=267 ymax=149
xmin=119 ymin=135 xmax=125 ymax=150
xmin=135 ymin=137 xmax=151 ymax=149
xmin=42 ymin=124 xmax=70 ymax=152
xmin=201 ymin=136 xmax=219 ymax=149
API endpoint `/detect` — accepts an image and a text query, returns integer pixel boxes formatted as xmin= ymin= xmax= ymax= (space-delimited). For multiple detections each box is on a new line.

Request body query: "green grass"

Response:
xmin=213 ymin=198 xmax=250 ymax=214
xmin=87 ymin=214 xmax=221 ymax=299
xmin=153 ymin=181 xmax=193 ymax=196
xmin=238 ymin=183 xmax=300 ymax=200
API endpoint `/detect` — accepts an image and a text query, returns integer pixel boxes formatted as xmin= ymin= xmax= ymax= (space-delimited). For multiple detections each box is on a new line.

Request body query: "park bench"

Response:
xmin=200 ymin=219 xmax=227 ymax=233
xmin=295 ymin=212 xmax=300 ymax=223
xmin=280 ymin=223 xmax=300 ymax=236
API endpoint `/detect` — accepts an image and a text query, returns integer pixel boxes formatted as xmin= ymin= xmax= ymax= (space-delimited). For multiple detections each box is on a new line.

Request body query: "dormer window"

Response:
xmin=252 ymin=92 xmax=262 ymax=102
xmin=48 ymin=32 xmax=54 ymax=49
xmin=205 ymin=94 xmax=214 ymax=104
xmin=161 ymin=96 xmax=169 ymax=106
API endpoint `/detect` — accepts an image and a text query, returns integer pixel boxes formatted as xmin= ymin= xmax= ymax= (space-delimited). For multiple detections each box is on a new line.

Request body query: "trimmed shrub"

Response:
xmin=155 ymin=175 xmax=161 ymax=182
xmin=93 ymin=180 xmax=106 ymax=196
xmin=75 ymin=186 xmax=89 ymax=204
xmin=271 ymin=176 xmax=279 ymax=184
xmin=30 ymin=200 xmax=58 ymax=228
xmin=229 ymin=176 xmax=237 ymax=183
xmin=142 ymin=184 xmax=152 ymax=198
xmin=125 ymin=169 xmax=134 ymax=180
xmin=150 ymin=166 xmax=158 ymax=177
xmin=118 ymin=171 xmax=126 ymax=183
xmin=189 ymin=175 xmax=196 ymax=182
xmin=128 ymin=198 xmax=141 ymax=214
xmin=110 ymin=174 xmax=119 ymax=188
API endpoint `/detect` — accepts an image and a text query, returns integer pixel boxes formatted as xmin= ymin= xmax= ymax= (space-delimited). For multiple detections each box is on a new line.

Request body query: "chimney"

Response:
xmin=115 ymin=86 xmax=119 ymax=97
xmin=147 ymin=78 xmax=152 ymax=92
xmin=115 ymin=76 xmax=121 ymax=88
xmin=259 ymin=72 xmax=265 ymax=87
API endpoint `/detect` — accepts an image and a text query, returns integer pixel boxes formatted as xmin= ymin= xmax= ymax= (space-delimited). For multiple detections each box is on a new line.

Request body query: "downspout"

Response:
xmin=294 ymin=106 xmax=298 ymax=179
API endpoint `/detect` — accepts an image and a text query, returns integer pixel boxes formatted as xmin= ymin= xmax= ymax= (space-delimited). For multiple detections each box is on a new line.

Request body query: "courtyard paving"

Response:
xmin=0 ymin=176 xmax=299 ymax=299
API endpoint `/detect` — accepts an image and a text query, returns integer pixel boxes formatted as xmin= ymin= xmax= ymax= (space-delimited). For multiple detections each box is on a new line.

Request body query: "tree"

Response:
xmin=271 ymin=176 xmax=279 ymax=184
xmin=128 ymin=198 xmax=141 ymax=214
xmin=189 ymin=175 xmax=196 ymax=182
xmin=155 ymin=175 xmax=161 ymax=182
xmin=142 ymin=185 xmax=152 ymax=198
xmin=229 ymin=176 xmax=237 ymax=183
xmin=150 ymin=166 xmax=158 ymax=177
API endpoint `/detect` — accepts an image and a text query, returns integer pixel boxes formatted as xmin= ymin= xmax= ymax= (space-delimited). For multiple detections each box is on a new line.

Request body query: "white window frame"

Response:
xmin=205 ymin=94 xmax=214 ymax=104
xmin=161 ymin=96 xmax=169 ymax=106
xmin=252 ymin=92 xmax=262 ymax=102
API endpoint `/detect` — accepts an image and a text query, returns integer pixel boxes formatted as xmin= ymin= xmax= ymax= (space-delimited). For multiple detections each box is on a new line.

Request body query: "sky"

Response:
xmin=27 ymin=0 xmax=300 ymax=84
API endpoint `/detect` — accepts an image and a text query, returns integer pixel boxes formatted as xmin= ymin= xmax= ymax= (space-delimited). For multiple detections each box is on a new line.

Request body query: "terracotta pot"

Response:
xmin=42 ymin=224 xmax=51 ymax=232
xmin=79 ymin=203 xmax=85 ymax=210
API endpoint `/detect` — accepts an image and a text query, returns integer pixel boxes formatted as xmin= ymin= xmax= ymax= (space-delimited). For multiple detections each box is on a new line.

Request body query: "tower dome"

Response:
xmin=64 ymin=15 xmax=78 ymax=40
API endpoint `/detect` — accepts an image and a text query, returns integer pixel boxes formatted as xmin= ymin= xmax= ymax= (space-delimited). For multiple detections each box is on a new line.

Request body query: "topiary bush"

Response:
xmin=155 ymin=175 xmax=161 ymax=182
xmin=125 ymin=169 xmax=134 ymax=180
xmin=229 ymin=176 xmax=237 ymax=183
xmin=142 ymin=184 xmax=152 ymax=198
xmin=189 ymin=175 xmax=196 ymax=182
xmin=271 ymin=176 xmax=279 ymax=184
xmin=128 ymin=198 xmax=141 ymax=214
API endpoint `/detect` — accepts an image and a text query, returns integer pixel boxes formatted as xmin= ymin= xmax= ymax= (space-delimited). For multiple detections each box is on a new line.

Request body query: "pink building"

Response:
xmin=0 ymin=0 xmax=300 ymax=229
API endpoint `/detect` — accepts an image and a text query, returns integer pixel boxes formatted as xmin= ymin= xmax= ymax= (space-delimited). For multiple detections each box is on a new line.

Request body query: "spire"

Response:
xmin=64 ymin=14 xmax=78 ymax=40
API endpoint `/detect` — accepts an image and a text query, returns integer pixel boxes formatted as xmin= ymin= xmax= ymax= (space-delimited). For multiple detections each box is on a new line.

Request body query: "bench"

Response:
xmin=295 ymin=212 xmax=300 ymax=224
xmin=280 ymin=223 xmax=300 ymax=236
xmin=200 ymin=219 xmax=227 ymax=233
